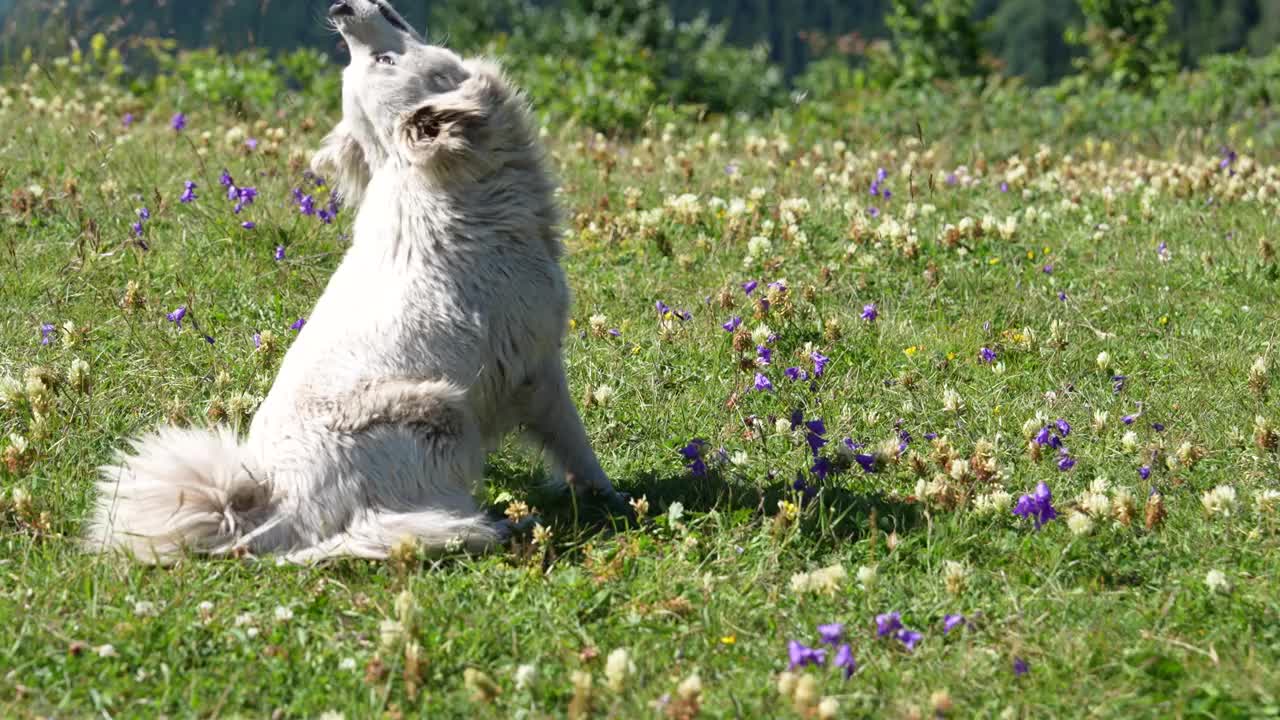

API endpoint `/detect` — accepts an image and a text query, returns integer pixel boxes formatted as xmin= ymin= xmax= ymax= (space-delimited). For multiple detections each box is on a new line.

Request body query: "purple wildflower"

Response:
xmin=1034 ymin=426 xmax=1052 ymax=446
xmin=274 ymin=246 xmax=285 ymax=261
xmin=166 ymin=306 xmax=187 ymax=329
xmin=861 ymin=303 xmax=878 ymax=322
xmin=1013 ymin=481 xmax=1058 ymax=528
xmin=180 ymin=181 xmax=197 ymax=204
xmin=219 ymin=170 xmax=234 ymax=188
xmin=680 ymin=439 xmax=707 ymax=477
xmin=811 ymin=351 xmax=829 ymax=378
xmin=1157 ymin=242 xmax=1171 ymax=263
xmin=1042 ymin=264 xmax=1054 ymax=274
xmin=1000 ymin=181 xmax=1010 ymax=193
xmin=742 ymin=280 xmax=758 ymax=296
xmin=241 ymin=221 xmax=256 ymax=230
xmin=290 ymin=317 xmax=306 ymax=331
xmin=833 ymin=644 xmax=856 ymax=678
xmin=1014 ymin=657 xmax=1030 ymax=676
xmin=1059 ymin=291 xmax=1068 ymax=302
xmin=854 ymin=453 xmax=878 ymax=474
xmin=943 ymin=615 xmax=966 ymax=634
xmin=753 ymin=373 xmax=773 ymax=392
xmin=170 ymin=112 xmax=186 ymax=131
xmin=868 ymin=206 xmax=880 ymax=218
xmin=299 ymin=194 xmax=317 ymax=216
xmin=1151 ymin=422 xmax=1165 ymax=433
xmin=875 ymin=612 xmax=903 ymax=638
xmin=979 ymin=347 xmax=996 ymax=364
xmin=1055 ymin=419 xmax=1071 ymax=437
xmin=39 ymin=323 xmax=55 ymax=345
xmin=655 ymin=300 xmax=671 ymax=317
xmin=722 ymin=316 xmax=741 ymax=332
xmin=131 ymin=221 xmax=144 ymax=238
xmin=756 ymin=346 xmax=772 ymax=366
xmin=896 ymin=629 xmax=923 ymax=652
xmin=233 ymin=187 xmax=258 ymax=214
xmin=608 ymin=329 xmax=621 ymax=337
xmin=1057 ymin=453 xmax=1076 ymax=471
xmin=1122 ymin=414 xmax=1137 ymax=425
xmin=784 ymin=367 xmax=806 ymax=381
xmin=122 ymin=113 xmax=134 ymax=128
xmin=817 ymin=623 xmax=844 ymax=646
xmin=253 ymin=332 xmax=262 ymax=349
xmin=138 ymin=207 xmax=151 ymax=220
xmin=787 ymin=640 xmax=826 ymax=670
xmin=1138 ymin=466 xmax=1151 ymax=480
xmin=245 ymin=138 xmax=258 ymax=151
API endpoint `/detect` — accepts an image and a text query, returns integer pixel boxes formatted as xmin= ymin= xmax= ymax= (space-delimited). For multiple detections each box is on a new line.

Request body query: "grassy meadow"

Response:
xmin=2 ymin=51 xmax=1280 ymax=719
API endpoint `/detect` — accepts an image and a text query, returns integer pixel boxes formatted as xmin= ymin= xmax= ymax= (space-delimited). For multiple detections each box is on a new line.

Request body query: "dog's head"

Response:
xmin=324 ymin=0 xmax=534 ymax=191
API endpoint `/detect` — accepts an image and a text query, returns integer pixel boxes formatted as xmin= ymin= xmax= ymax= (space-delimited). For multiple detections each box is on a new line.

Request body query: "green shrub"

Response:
xmin=1066 ymin=0 xmax=1178 ymax=90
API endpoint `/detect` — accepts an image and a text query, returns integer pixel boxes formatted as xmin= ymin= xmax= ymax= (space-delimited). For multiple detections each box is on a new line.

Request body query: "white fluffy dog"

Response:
xmin=85 ymin=0 xmax=623 ymax=564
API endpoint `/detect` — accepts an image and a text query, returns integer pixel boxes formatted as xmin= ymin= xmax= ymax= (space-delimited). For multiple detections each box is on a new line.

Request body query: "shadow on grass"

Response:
xmin=493 ymin=462 xmax=927 ymax=548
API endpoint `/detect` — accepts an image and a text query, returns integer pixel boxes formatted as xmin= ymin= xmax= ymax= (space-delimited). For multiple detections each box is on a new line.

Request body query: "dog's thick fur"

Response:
xmin=85 ymin=0 xmax=622 ymax=564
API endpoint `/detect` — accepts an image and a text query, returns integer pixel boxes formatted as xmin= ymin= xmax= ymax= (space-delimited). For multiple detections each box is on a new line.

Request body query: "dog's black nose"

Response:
xmin=329 ymin=1 xmax=355 ymax=17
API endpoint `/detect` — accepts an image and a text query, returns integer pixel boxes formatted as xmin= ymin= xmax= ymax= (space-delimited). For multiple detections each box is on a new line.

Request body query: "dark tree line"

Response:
xmin=3 ymin=0 xmax=1279 ymax=85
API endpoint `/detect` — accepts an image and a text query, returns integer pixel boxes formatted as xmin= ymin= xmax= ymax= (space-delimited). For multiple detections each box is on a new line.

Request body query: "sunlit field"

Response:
xmin=2 ymin=43 xmax=1280 ymax=718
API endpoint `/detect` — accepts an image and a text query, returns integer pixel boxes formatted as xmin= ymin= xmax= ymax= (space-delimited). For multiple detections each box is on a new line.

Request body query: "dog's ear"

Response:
xmin=398 ymin=68 xmax=507 ymax=181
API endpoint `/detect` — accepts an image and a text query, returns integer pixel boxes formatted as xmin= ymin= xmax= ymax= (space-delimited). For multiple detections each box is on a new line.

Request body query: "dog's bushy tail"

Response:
xmin=84 ymin=426 xmax=273 ymax=564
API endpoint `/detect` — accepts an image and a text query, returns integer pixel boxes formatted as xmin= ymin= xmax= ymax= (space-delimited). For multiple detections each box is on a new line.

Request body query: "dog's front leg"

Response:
xmin=524 ymin=360 xmax=625 ymax=507
xmin=310 ymin=120 xmax=371 ymax=210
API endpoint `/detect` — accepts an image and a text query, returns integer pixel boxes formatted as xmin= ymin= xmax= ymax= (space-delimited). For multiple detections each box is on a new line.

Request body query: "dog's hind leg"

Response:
xmin=282 ymin=509 xmax=514 ymax=564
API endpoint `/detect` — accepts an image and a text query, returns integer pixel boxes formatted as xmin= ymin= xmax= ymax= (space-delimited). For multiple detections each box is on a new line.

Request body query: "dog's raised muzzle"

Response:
xmin=329 ymin=1 xmax=355 ymax=17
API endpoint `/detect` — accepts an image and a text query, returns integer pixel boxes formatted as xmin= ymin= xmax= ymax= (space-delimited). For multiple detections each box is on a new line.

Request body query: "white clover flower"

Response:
xmin=942 ymin=388 xmax=964 ymax=414
xmin=751 ymin=324 xmax=773 ymax=346
xmin=974 ymin=490 xmax=1013 ymax=516
xmin=1092 ymin=410 xmax=1109 ymax=432
xmin=605 ymin=648 xmax=636 ymax=692
xmin=1256 ymin=489 xmax=1280 ymax=514
xmin=133 ymin=600 xmax=158 ymax=618
xmin=676 ymin=673 xmax=703 ymax=701
xmin=339 ymin=657 xmax=358 ymax=671
xmin=0 ymin=375 xmax=23 ymax=408
xmin=1081 ymin=492 xmax=1111 ymax=518
xmin=1067 ymin=511 xmax=1095 ymax=536
xmin=855 ymin=564 xmax=877 ymax=590
xmin=942 ymin=560 xmax=969 ymax=595
xmin=790 ymin=564 xmax=847 ymax=596
xmin=1201 ymin=485 xmax=1239 ymax=517
xmin=1122 ymin=431 xmax=1140 ymax=452
xmin=746 ymin=236 xmax=773 ymax=257
xmin=514 ymin=663 xmax=537 ymax=690
xmin=1096 ymin=351 xmax=1112 ymax=371
xmin=592 ymin=384 xmax=616 ymax=406
xmin=1205 ymin=569 xmax=1230 ymax=594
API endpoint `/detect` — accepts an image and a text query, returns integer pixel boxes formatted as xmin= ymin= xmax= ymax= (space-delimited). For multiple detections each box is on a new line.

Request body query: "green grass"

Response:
xmin=2 ymin=75 xmax=1280 ymax=719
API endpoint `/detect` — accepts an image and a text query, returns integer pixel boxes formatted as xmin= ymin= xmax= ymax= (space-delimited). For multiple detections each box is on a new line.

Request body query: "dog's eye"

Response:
xmin=375 ymin=54 xmax=396 ymax=66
